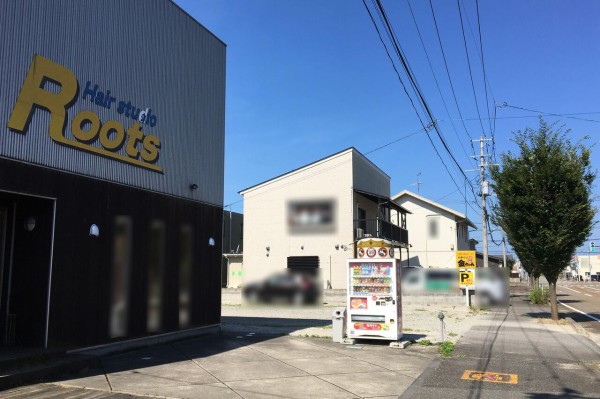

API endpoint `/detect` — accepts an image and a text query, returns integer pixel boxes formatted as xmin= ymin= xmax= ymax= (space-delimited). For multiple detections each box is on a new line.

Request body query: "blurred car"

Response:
xmin=401 ymin=267 xmax=459 ymax=294
xmin=591 ymin=274 xmax=598 ymax=282
xmin=475 ymin=267 xmax=509 ymax=306
xmin=242 ymin=271 xmax=321 ymax=305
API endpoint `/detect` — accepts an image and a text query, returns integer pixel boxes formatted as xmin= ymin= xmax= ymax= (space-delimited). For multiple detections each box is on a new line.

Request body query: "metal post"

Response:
xmin=438 ymin=311 xmax=445 ymax=342
xmin=589 ymin=249 xmax=592 ymax=282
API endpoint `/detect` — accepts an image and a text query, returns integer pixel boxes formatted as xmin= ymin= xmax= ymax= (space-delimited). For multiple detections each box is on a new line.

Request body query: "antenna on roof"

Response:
xmin=411 ymin=172 xmax=422 ymax=194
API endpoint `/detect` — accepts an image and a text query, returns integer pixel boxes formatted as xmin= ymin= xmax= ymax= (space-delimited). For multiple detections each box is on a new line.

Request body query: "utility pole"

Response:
xmin=471 ymin=136 xmax=492 ymax=267
xmin=480 ymin=137 xmax=489 ymax=268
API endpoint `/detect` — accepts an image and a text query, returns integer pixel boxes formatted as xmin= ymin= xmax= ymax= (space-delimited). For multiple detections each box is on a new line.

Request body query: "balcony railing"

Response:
xmin=353 ymin=219 xmax=408 ymax=246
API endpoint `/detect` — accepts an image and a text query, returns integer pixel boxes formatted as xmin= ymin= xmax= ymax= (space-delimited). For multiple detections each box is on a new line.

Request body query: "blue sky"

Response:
xmin=176 ymin=0 xmax=600 ymax=257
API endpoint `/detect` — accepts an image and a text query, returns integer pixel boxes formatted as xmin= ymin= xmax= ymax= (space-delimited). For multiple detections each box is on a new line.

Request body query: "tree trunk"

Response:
xmin=548 ymin=279 xmax=559 ymax=321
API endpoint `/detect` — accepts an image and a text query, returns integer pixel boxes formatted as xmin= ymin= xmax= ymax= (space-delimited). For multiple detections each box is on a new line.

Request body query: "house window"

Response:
xmin=428 ymin=216 xmax=439 ymax=239
xmin=358 ymin=207 xmax=366 ymax=231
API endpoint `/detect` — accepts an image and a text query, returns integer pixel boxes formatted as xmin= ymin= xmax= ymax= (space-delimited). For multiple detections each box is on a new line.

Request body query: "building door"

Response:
xmin=0 ymin=193 xmax=54 ymax=347
xmin=0 ymin=202 xmax=11 ymax=345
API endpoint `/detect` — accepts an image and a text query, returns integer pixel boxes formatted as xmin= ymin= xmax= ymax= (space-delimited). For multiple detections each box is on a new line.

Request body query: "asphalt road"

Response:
xmin=401 ymin=291 xmax=600 ymax=399
xmin=556 ymin=281 xmax=600 ymax=339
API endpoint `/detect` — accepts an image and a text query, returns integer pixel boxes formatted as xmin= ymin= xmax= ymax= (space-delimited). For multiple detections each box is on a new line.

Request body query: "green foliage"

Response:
xmin=439 ymin=341 xmax=455 ymax=357
xmin=506 ymin=258 xmax=516 ymax=270
xmin=490 ymin=119 xmax=596 ymax=284
xmin=418 ymin=339 xmax=432 ymax=346
xmin=529 ymin=288 xmax=549 ymax=304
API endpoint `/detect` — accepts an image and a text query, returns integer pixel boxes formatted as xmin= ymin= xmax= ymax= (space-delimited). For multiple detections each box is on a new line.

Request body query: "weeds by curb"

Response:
xmin=439 ymin=341 xmax=455 ymax=357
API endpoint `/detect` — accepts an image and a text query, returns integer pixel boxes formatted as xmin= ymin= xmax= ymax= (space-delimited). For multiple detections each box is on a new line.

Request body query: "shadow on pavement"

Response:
xmin=2 ymin=330 xmax=289 ymax=391
xmin=221 ymin=316 xmax=331 ymax=329
xmin=524 ymin=388 xmax=589 ymax=398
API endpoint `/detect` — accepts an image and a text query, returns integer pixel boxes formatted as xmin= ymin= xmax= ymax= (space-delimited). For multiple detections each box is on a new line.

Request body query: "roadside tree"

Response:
xmin=490 ymin=119 xmax=595 ymax=320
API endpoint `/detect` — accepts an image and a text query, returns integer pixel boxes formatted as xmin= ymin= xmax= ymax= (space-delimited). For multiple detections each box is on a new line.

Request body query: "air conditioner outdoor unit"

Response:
xmin=356 ymin=228 xmax=364 ymax=239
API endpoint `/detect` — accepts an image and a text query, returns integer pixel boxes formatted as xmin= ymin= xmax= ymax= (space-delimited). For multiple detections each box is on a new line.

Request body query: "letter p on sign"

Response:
xmin=459 ymin=271 xmax=474 ymax=287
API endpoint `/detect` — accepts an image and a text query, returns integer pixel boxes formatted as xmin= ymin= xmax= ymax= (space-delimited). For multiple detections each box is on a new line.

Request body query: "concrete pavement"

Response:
xmin=4 ymin=332 xmax=439 ymax=398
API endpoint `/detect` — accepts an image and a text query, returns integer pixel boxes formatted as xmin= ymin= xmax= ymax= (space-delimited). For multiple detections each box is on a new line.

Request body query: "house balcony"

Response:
xmin=353 ymin=219 xmax=409 ymax=247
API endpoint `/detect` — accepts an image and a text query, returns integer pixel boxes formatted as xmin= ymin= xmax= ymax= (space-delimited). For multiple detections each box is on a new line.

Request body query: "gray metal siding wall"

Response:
xmin=0 ymin=0 xmax=225 ymax=206
xmin=352 ymin=151 xmax=390 ymax=197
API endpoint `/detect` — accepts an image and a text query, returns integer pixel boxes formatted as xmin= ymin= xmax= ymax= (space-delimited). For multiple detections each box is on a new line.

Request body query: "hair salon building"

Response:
xmin=0 ymin=1 xmax=225 ymax=349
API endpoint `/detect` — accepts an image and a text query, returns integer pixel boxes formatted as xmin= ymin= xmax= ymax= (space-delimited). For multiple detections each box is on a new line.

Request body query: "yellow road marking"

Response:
xmin=461 ymin=370 xmax=518 ymax=384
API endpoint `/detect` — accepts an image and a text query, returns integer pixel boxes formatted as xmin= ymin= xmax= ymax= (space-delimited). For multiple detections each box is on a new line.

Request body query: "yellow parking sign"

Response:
xmin=456 ymin=250 xmax=476 ymax=268
xmin=459 ymin=270 xmax=475 ymax=287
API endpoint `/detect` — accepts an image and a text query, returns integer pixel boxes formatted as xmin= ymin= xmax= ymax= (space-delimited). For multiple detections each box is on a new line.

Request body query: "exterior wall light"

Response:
xmin=208 ymin=237 xmax=215 ymax=247
xmin=24 ymin=217 xmax=36 ymax=232
xmin=89 ymin=224 xmax=100 ymax=237
xmin=335 ymin=244 xmax=340 ymax=250
xmin=189 ymin=184 xmax=198 ymax=190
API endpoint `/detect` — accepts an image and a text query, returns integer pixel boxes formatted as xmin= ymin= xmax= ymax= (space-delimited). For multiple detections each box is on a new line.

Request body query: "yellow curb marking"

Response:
xmin=461 ymin=370 xmax=518 ymax=384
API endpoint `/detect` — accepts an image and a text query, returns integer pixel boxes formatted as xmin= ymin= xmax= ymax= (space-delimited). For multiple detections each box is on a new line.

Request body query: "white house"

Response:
xmin=392 ymin=190 xmax=477 ymax=268
xmin=240 ymin=148 xmax=409 ymax=289
xmin=572 ymin=254 xmax=600 ymax=281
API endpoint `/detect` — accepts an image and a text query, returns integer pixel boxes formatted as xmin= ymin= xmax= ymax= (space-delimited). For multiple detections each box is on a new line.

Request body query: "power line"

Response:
xmin=502 ymin=104 xmax=600 ymax=123
xmin=362 ymin=0 xmax=427 ymax=128
xmin=363 ymin=0 xmax=479 ymax=207
xmin=456 ymin=0 xmax=497 ymax=163
xmin=364 ymin=127 xmax=426 ymax=154
xmin=428 ymin=0 xmax=476 ymax=158
xmin=406 ymin=0 xmax=475 ymax=164
xmin=474 ymin=0 xmax=493 ymax=136
xmin=372 ymin=0 xmax=477 ymax=194
xmin=472 ymin=0 xmax=496 ymax=164
xmin=456 ymin=0 xmax=486 ymax=138
xmin=363 ymin=0 xmax=467 ymax=202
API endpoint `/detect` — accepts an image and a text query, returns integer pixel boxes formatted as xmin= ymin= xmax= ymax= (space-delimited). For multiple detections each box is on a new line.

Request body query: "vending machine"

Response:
xmin=347 ymin=239 xmax=402 ymax=341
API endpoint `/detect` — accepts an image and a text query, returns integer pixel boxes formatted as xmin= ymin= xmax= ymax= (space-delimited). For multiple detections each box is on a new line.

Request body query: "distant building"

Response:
xmin=240 ymin=148 xmax=409 ymax=289
xmin=476 ymin=253 xmax=503 ymax=268
xmin=573 ymin=254 xmax=600 ymax=281
xmin=222 ymin=211 xmax=244 ymax=288
xmin=392 ymin=190 xmax=476 ymax=268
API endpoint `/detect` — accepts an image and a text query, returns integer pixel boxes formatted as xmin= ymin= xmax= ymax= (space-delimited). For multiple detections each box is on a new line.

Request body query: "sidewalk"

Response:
xmin=401 ymin=286 xmax=600 ymax=398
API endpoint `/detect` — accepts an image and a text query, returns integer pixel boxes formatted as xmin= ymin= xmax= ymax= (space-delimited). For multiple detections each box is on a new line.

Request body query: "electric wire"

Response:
xmin=504 ymin=104 xmax=600 ymax=123
xmin=365 ymin=127 xmax=426 ymax=155
xmin=475 ymin=0 xmax=493 ymax=137
xmin=472 ymin=0 xmax=496 ymax=164
xmin=406 ymin=0 xmax=475 ymax=164
xmin=362 ymin=0 xmax=427 ymax=129
xmin=363 ymin=0 xmax=478 ymax=208
xmin=456 ymin=0 xmax=497 ymax=165
xmin=428 ymin=0 xmax=476 ymax=159
xmin=371 ymin=0 xmax=477 ymax=198
xmin=456 ymin=0 xmax=486 ymax=138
